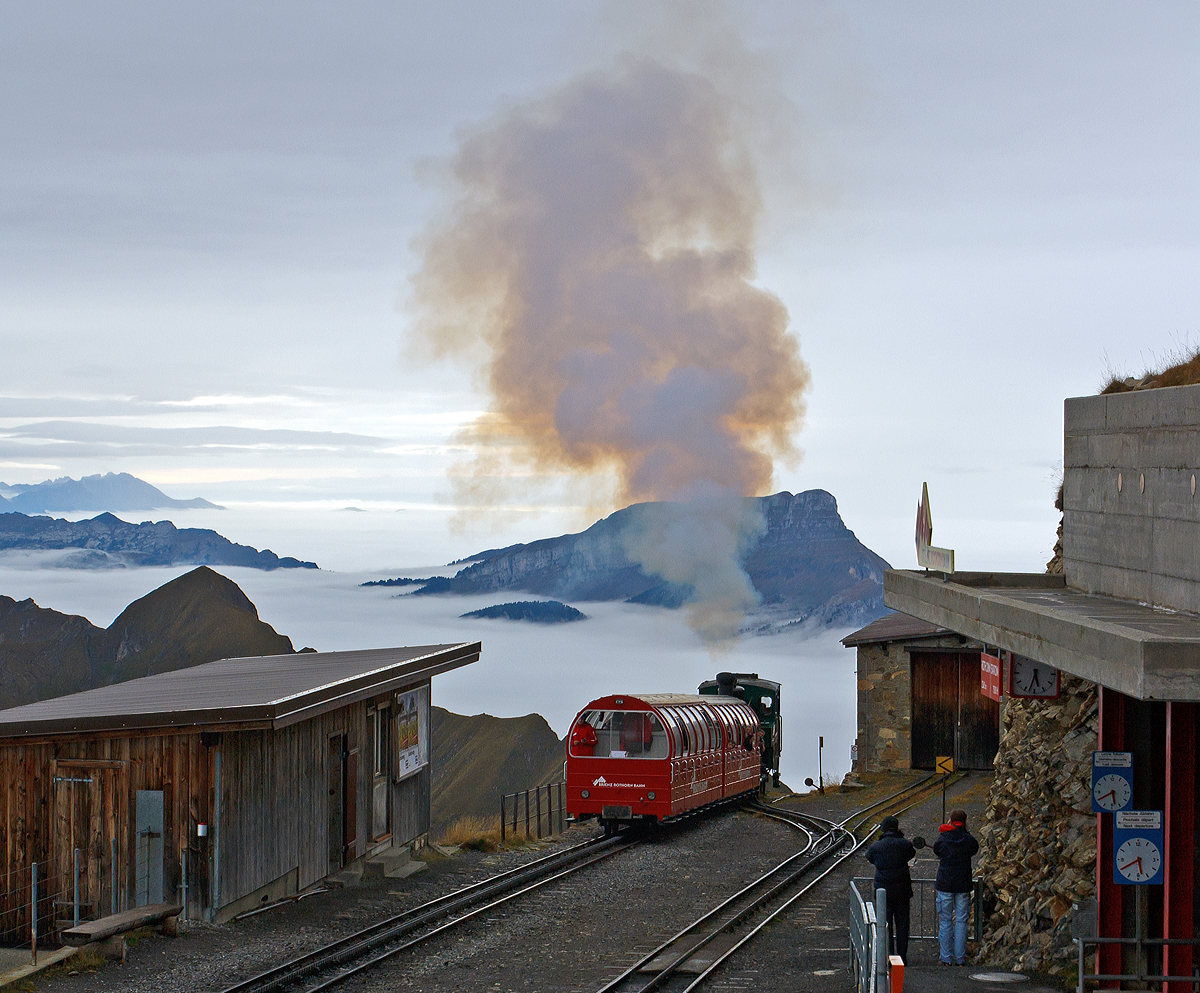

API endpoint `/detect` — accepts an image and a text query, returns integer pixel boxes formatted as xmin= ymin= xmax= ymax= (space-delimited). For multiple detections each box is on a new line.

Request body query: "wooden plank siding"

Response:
xmin=0 ymin=681 xmax=432 ymax=943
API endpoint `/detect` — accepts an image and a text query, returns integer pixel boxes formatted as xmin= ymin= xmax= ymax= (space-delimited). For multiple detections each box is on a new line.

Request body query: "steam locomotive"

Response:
xmin=565 ymin=672 xmax=781 ymax=830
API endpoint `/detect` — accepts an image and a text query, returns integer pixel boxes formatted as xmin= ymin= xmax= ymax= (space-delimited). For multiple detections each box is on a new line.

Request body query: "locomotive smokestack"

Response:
xmin=408 ymin=23 xmax=809 ymax=650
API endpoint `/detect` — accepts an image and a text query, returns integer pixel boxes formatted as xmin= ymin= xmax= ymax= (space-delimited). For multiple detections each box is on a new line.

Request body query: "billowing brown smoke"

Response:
xmin=409 ymin=52 xmax=810 ymax=647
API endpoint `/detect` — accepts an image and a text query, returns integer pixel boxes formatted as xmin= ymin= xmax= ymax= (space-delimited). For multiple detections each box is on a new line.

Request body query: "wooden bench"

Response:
xmin=60 ymin=903 xmax=183 ymax=947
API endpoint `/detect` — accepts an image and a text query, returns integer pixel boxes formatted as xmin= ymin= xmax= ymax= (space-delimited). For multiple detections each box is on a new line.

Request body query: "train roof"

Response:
xmin=697 ymin=675 xmax=781 ymax=693
xmin=581 ymin=693 xmax=756 ymax=710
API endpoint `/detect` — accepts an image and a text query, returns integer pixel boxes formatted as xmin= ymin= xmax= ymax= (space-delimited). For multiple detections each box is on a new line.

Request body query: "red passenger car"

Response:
xmin=566 ymin=693 xmax=764 ymax=829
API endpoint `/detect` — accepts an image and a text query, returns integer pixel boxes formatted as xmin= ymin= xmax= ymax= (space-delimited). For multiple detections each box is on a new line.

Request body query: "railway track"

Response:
xmin=215 ymin=831 xmax=639 ymax=993
xmin=589 ymin=773 xmax=957 ymax=993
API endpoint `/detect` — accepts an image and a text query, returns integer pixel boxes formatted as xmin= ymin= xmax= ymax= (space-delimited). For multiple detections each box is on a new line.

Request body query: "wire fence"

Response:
xmin=0 ymin=849 xmax=123 ymax=954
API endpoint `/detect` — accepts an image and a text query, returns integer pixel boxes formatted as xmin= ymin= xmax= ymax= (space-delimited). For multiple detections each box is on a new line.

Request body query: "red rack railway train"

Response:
xmin=565 ymin=690 xmax=765 ymax=830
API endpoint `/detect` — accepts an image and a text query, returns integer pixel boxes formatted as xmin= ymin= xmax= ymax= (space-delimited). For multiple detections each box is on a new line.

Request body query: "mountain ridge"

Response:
xmin=0 ymin=566 xmax=295 ymax=709
xmin=404 ymin=489 xmax=889 ymax=630
xmin=0 ymin=511 xmax=317 ymax=570
xmin=0 ymin=472 xmax=221 ymax=514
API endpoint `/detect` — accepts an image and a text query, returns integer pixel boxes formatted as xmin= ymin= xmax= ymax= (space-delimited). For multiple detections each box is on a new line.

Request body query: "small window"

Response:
xmin=761 ymin=696 xmax=773 ymax=709
xmin=374 ymin=706 xmax=391 ymax=778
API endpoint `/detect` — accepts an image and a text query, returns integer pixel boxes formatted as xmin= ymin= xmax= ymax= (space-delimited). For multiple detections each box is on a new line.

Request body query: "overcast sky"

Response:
xmin=1 ymin=1 xmax=1197 ymax=572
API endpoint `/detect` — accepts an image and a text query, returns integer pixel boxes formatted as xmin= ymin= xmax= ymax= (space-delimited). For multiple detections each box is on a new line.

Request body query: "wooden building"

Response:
xmin=843 ymin=612 xmax=1000 ymax=772
xmin=0 ymin=642 xmax=479 ymax=941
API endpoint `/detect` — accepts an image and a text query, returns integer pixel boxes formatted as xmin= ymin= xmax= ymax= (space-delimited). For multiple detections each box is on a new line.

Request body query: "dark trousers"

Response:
xmin=885 ymin=893 xmax=911 ymax=962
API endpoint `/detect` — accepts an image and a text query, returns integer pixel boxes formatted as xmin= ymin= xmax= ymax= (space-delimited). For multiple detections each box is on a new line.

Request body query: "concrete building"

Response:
xmin=0 ymin=642 xmax=479 ymax=941
xmin=844 ymin=612 xmax=999 ymax=772
xmin=886 ymin=383 xmax=1200 ymax=990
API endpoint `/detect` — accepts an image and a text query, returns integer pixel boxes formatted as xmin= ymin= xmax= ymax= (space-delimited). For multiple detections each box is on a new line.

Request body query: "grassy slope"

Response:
xmin=430 ymin=706 xmax=566 ymax=834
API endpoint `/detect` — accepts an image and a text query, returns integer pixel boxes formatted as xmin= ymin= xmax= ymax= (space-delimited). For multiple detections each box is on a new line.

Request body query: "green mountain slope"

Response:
xmin=430 ymin=706 xmax=566 ymax=834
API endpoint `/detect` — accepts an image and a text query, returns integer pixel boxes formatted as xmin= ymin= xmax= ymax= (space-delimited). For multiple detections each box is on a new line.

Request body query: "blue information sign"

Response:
xmin=1091 ymin=751 xmax=1133 ymax=813
xmin=1113 ymin=810 xmax=1164 ymax=885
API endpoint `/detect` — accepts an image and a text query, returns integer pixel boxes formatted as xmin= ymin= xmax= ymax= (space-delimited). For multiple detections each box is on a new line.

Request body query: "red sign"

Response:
xmin=981 ymin=653 xmax=1003 ymax=702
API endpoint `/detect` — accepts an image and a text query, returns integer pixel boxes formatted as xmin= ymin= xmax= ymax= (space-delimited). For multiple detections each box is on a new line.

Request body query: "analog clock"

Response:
xmin=1010 ymin=656 xmax=1060 ymax=698
xmin=1115 ymin=837 xmax=1162 ymax=883
xmin=1093 ymin=773 xmax=1132 ymax=812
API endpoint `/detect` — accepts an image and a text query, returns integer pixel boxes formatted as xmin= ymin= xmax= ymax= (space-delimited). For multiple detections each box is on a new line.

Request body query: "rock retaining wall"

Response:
xmin=976 ymin=521 xmax=1098 ymax=976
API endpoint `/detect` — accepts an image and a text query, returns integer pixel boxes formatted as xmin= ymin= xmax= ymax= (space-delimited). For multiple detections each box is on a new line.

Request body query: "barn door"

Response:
xmin=134 ymin=790 xmax=164 ymax=906
xmin=53 ymin=770 xmax=107 ymax=924
xmin=910 ymin=652 xmax=999 ymax=770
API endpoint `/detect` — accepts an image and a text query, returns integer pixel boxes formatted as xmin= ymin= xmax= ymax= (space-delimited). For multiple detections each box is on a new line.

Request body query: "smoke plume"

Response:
xmin=409 ymin=50 xmax=810 ymax=647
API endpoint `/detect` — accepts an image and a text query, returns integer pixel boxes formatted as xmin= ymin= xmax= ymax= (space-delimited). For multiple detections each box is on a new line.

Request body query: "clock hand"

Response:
xmin=1119 ymin=857 xmax=1143 ymax=873
xmin=1097 ymin=790 xmax=1117 ymax=805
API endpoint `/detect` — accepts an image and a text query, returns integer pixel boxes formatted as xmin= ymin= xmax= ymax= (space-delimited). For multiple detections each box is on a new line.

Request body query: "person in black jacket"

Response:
xmin=933 ymin=808 xmax=979 ymax=965
xmin=866 ymin=815 xmax=916 ymax=962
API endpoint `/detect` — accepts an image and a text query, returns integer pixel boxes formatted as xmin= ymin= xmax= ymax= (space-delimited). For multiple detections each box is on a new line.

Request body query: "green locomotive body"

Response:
xmin=697 ymin=671 xmax=781 ymax=789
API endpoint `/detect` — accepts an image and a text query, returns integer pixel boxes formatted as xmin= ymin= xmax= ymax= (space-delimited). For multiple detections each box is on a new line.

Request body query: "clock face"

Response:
xmin=1093 ymin=773 xmax=1132 ymax=811
xmin=1116 ymin=837 xmax=1162 ymax=882
xmin=1012 ymin=657 xmax=1059 ymax=697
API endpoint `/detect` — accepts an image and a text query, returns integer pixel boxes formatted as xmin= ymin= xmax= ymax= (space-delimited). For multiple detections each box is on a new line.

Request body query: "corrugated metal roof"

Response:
xmin=841 ymin=611 xmax=948 ymax=647
xmin=0 ymin=642 xmax=480 ymax=738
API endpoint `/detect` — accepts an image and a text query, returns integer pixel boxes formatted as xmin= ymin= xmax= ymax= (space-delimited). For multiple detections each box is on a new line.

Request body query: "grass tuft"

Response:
xmin=437 ymin=813 xmax=557 ymax=851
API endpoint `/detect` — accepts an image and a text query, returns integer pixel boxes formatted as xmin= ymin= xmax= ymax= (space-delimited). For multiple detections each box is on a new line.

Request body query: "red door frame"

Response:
xmin=1096 ymin=687 xmax=1125 ymax=988
xmin=1163 ymin=702 xmax=1196 ymax=993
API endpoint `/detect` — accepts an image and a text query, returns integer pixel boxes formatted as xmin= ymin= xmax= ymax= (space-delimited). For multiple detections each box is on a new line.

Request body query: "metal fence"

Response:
xmin=852 ymin=877 xmax=983 ymax=946
xmin=500 ymin=782 xmax=565 ymax=843
xmin=848 ymin=880 xmax=886 ymax=993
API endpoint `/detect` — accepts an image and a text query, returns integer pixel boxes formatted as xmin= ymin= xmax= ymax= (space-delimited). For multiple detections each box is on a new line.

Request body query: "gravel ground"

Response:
xmin=23 ymin=774 xmax=1028 ymax=993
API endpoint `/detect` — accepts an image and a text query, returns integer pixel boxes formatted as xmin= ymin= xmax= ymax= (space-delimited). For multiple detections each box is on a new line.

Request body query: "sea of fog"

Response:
xmin=0 ymin=504 xmax=862 ymax=788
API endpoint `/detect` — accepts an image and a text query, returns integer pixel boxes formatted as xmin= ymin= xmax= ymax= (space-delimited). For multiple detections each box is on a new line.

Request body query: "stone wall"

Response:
xmin=976 ymin=524 xmax=1099 ymax=976
xmin=855 ymin=633 xmax=972 ymax=772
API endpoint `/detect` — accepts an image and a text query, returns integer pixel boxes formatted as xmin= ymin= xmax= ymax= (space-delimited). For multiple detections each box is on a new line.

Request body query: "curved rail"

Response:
xmin=591 ymin=772 xmax=958 ymax=993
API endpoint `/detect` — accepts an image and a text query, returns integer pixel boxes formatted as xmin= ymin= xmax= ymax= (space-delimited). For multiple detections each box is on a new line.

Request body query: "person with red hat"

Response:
xmin=933 ymin=808 xmax=979 ymax=966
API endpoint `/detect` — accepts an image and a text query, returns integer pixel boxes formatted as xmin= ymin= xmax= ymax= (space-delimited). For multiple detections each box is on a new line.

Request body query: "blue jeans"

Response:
xmin=937 ymin=890 xmax=970 ymax=964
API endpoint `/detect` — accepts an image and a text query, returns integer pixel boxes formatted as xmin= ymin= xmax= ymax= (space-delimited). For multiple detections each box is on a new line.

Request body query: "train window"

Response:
xmin=666 ymin=708 xmax=691 ymax=755
xmin=659 ymin=709 xmax=684 ymax=756
xmin=700 ymin=709 xmax=719 ymax=751
xmin=569 ymin=711 xmax=669 ymax=758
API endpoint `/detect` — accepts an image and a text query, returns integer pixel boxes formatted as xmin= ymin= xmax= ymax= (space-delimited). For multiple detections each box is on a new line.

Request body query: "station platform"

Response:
xmin=902 ymin=964 xmax=1059 ymax=993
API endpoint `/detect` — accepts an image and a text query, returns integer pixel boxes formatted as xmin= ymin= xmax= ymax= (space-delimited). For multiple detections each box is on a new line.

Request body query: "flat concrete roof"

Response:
xmin=0 ymin=642 xmax=481 ymax=738
xmin=884 ymin=569 xmax=1200 ymax=701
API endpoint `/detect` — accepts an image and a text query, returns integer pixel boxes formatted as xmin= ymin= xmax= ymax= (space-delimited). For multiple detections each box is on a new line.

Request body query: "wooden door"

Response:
xmin=328 ymin=735 xmax=344 ymax=873
xmin=53 ymin=770 xmax=108 ymax=924
xmin=910 ymin=652 xmax=999 ymax=770
xmin=344 ymin=748 xmax=358 ymax=861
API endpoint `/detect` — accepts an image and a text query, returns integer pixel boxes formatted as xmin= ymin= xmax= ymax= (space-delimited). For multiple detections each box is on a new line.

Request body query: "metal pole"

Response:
xmin=559 ymin=782 xmax=565 ymax=833
xmin=500 ymin=795 xmax=506 ymax=844
xmin=31 ymin=862 xmax=38 ymax=966
xmin=875 ymin=888 xmax=887 ymax=987
xmin=512 ymin=791 xmax=518 ymax=836
xmin=818 ymin=736 xmax=824 ymax=791
xmin=181 ymin=848 xmax=187 ymax=923
xmin=536 ymin=786 xmax=543 ymax=839
xmin=74 ymin=848 xmax=81 ymax=928
xmin=524 ymin=790 xmax=530 ymax=839
xmin=111 ymin=837 xmax=118 ymax=916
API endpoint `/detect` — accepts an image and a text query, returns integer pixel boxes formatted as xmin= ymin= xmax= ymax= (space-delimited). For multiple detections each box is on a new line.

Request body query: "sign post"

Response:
xmin=915 ymin=482 xmax=955 ymax=574
xmin=936 ymin=756 xmax=954 ymax=822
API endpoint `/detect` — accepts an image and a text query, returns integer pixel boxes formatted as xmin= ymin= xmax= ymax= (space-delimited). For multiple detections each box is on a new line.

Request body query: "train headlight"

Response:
xmin=581 ymin=789 xmax=589 ymax=798
xmin=647 ymin=791 xmax=656 ymax=800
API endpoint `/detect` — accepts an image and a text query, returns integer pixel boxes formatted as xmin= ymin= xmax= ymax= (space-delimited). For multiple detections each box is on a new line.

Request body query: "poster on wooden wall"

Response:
xmin=394 ymin=686 xmax=429 ymax=781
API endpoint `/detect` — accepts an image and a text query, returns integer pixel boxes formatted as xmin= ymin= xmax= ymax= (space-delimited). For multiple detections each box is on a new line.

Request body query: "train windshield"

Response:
xmin=570 ymin=711 xmax=669 ymax=758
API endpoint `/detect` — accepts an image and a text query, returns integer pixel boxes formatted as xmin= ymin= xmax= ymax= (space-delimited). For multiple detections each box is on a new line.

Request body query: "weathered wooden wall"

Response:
xmin=0 ymin=682 xmax=433 ymax=943
xmin=0 ymin=731 xmax=214 ymax=943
